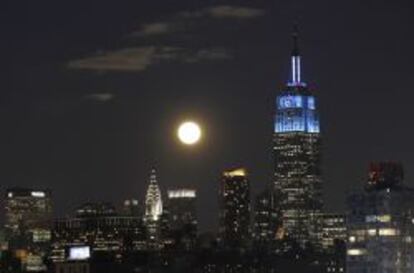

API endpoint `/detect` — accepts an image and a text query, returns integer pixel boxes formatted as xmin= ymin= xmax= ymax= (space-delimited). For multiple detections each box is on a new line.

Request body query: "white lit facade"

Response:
xmin=143 ymin=169 xmax=163 ymax=249
xmin=144 ymin=169 xmax=163 ymax=222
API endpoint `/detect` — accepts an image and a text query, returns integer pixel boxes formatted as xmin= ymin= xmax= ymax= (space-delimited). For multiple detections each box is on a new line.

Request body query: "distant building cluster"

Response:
xmin=1 ymin=30 xmax=414 ymax=273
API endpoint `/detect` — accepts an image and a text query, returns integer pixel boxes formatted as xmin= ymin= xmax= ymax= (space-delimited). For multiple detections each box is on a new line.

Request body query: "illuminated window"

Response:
xmin=307 ymin=97 xmax=315 ymax=110
xmin=365 ymin=215 xmax=376 ymax=222
xmin=367 ymin=229 xmax=376 ymax=236
xmin=31 ymin=191 xmax=46 ymax=198
xmin=366 ymin=214 xmax=391 ymax=223
xmin=353 ymin=230 xmax=365 ymax=236
xmin=347 ymin=249 xmax=367 ymax=256
xmin=349 ymin=236 xmax=356 ymax=243
xmin=377 ymin=215 xmax=391 ymax=222
xmin=379 ymin=228 xmax=397 ymax=236
xmin=32 ymin=229 xmax=51 ymax=243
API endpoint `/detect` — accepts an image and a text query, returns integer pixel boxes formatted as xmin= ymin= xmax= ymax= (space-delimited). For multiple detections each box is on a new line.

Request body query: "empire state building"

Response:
xmin=273 ymin=28 xmax=323 ymax=248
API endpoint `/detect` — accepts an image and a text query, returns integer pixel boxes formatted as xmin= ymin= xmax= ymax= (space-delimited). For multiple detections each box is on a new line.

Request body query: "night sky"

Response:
xmin=1 ymin=0 xmax=414 ymax=231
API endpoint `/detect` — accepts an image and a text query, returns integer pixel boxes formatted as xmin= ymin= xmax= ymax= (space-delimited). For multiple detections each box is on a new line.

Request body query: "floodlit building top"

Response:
xmin=223 ymin=168 xmax=247 ymax=177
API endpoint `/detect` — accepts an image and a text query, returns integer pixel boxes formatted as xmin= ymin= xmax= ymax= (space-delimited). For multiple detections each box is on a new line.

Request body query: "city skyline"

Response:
xmin=2 ymin=0 xmax=414 ymax=234
xmin=2 ymin=2 xmax=414 ymax=272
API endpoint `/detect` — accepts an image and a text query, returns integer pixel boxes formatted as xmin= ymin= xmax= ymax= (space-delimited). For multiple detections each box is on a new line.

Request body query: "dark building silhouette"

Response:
xmin=318 ymin=213 xmax=346 ymax=251
xmin=347 ymin=162 xmax=414 ymax=273
xmin=51 ymin=202 xmax=146 ymax=263
xmin=166 ymin=189 xmax=198 ymax=250
xmin=366 ymin=161 xmax=404 ymax=191
xmin=122 ymin=199 xmax=142 ymax=217
xmin=218 ymin=168 xmax=251 ymax=250
xmin=252 ymin=188 xmax=279 ymax=252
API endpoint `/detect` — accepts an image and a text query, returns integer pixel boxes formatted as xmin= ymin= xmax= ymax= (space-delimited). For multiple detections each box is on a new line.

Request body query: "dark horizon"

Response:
xmin=1 ymin=0 xmax=414 ymax=232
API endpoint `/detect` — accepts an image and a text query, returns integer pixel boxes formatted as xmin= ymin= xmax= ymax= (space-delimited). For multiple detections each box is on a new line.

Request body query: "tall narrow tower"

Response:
xmin=144 ymin=169 xmax=163 ymax=222
xmin=273 ymin=27 xmax=323 ymax=248
xmin=144 ymin=168 xmax=163 ymax=248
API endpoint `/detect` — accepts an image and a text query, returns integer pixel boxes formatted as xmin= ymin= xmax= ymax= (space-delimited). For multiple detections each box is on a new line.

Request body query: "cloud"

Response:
xmin=68 ymin=46 xmax=232 ymax=72
xmin=68 ymin=5 xmax=260 ymax=73
xmin=132 ymin=22 xmax=172 ymax=36
xmin=69 ymin=47 xmax=159 ymax=72
xmin=181 ymin=5 xmax=265 ymax=19
xmin=185 ymin=48 xmax=232 ymax=63
xmin=129 ymin=5 xmax=264 ymax=38
xmin=83 ymin=93 xmax=115 ymax=102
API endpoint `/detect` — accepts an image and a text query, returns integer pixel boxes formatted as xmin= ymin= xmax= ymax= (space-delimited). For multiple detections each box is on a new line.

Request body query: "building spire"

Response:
xmin=290 ymin=24 xmax=303 ymax=85
xmin=144 ymin=168 xmax=163 ymax=222
xmin=292 ymin=24 xmax=299 ymax=56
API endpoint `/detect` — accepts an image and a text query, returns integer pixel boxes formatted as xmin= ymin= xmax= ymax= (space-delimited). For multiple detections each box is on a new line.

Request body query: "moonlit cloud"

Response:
xmin=130 ymin=5 xmax=264 ymax=39
xmin=185 ymin=48 xmax=232 ymax=63
xmin=68 ymin=5 xmax=259 ymax=73
xmin=132 ymin=22 xmax=172 ymax=36
xmin=68 ymin=47 xmax=157 ymax=72
xmin=68 ymin=46 xmax=232 ymax=72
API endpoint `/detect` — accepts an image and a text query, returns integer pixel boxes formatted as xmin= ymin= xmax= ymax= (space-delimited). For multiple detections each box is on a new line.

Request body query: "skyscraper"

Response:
xmin=252 ymin=188 xmax=279 ymax=252
xmin=346 ymin=162 xmax=414 ymax=273
xmin=166 ymin=189 xmax=198 ymax=250
xmin=218 ymin=168 xmax=251 ymax=250
xmin=319 ymin=213 xmax=347 ymax=251
xmin=144 ymin=169 xmax=163 ymax=222
xmin=122 ymin=199 xmax=142 ymax=217
xmin=5 ymin=188 xmax=52 ymax=271
xmin=143 ymin=168 xmax=163 ymax=249
xmin=273 ymin=27 xmax=323 ymax=248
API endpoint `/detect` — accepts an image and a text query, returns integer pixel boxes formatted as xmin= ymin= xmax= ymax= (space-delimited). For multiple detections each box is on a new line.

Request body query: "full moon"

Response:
xmin=177 ymin=121 xmax=202 ymax=145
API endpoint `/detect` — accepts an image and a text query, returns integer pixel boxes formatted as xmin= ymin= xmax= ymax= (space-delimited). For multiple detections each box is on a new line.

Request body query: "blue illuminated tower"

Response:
xmin=273 ymin=27 xmax=323 ymax=249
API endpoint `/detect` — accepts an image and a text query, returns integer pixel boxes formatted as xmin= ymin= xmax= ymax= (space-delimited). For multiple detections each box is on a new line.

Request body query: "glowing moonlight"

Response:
xmin=177 ymin=121 xmax=202 ymax=145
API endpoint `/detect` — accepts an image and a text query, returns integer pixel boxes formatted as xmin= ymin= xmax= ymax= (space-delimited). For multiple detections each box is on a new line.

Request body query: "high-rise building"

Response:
xmin=166 ymin=189 xmax=198 ymax=250
xmin=252 ymin=188 xmax=279 ymax=252
xmin=143 ymin=168 xmax=163 ymax=249
xmin=218 ymin=168 xmax=251 ymax=250
xmin=122 ymin=199 xmax=142 ymax=217
xmin=346 ymin=162 xmax=414 ymax=273
xmin=51 ymin=202 xmax=146 ymax=263
xmin=317 ymin=212 xmax=347 ymax=273
xmin=273 ymin=27 xmax=323 ymax=248
xmin=319 ymin=213 xmax=346 ymax=251
xmin=144 ymin=169 xmax=163 ymax=222
xmin=4 ymin=188 xmax=52 ymax=271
